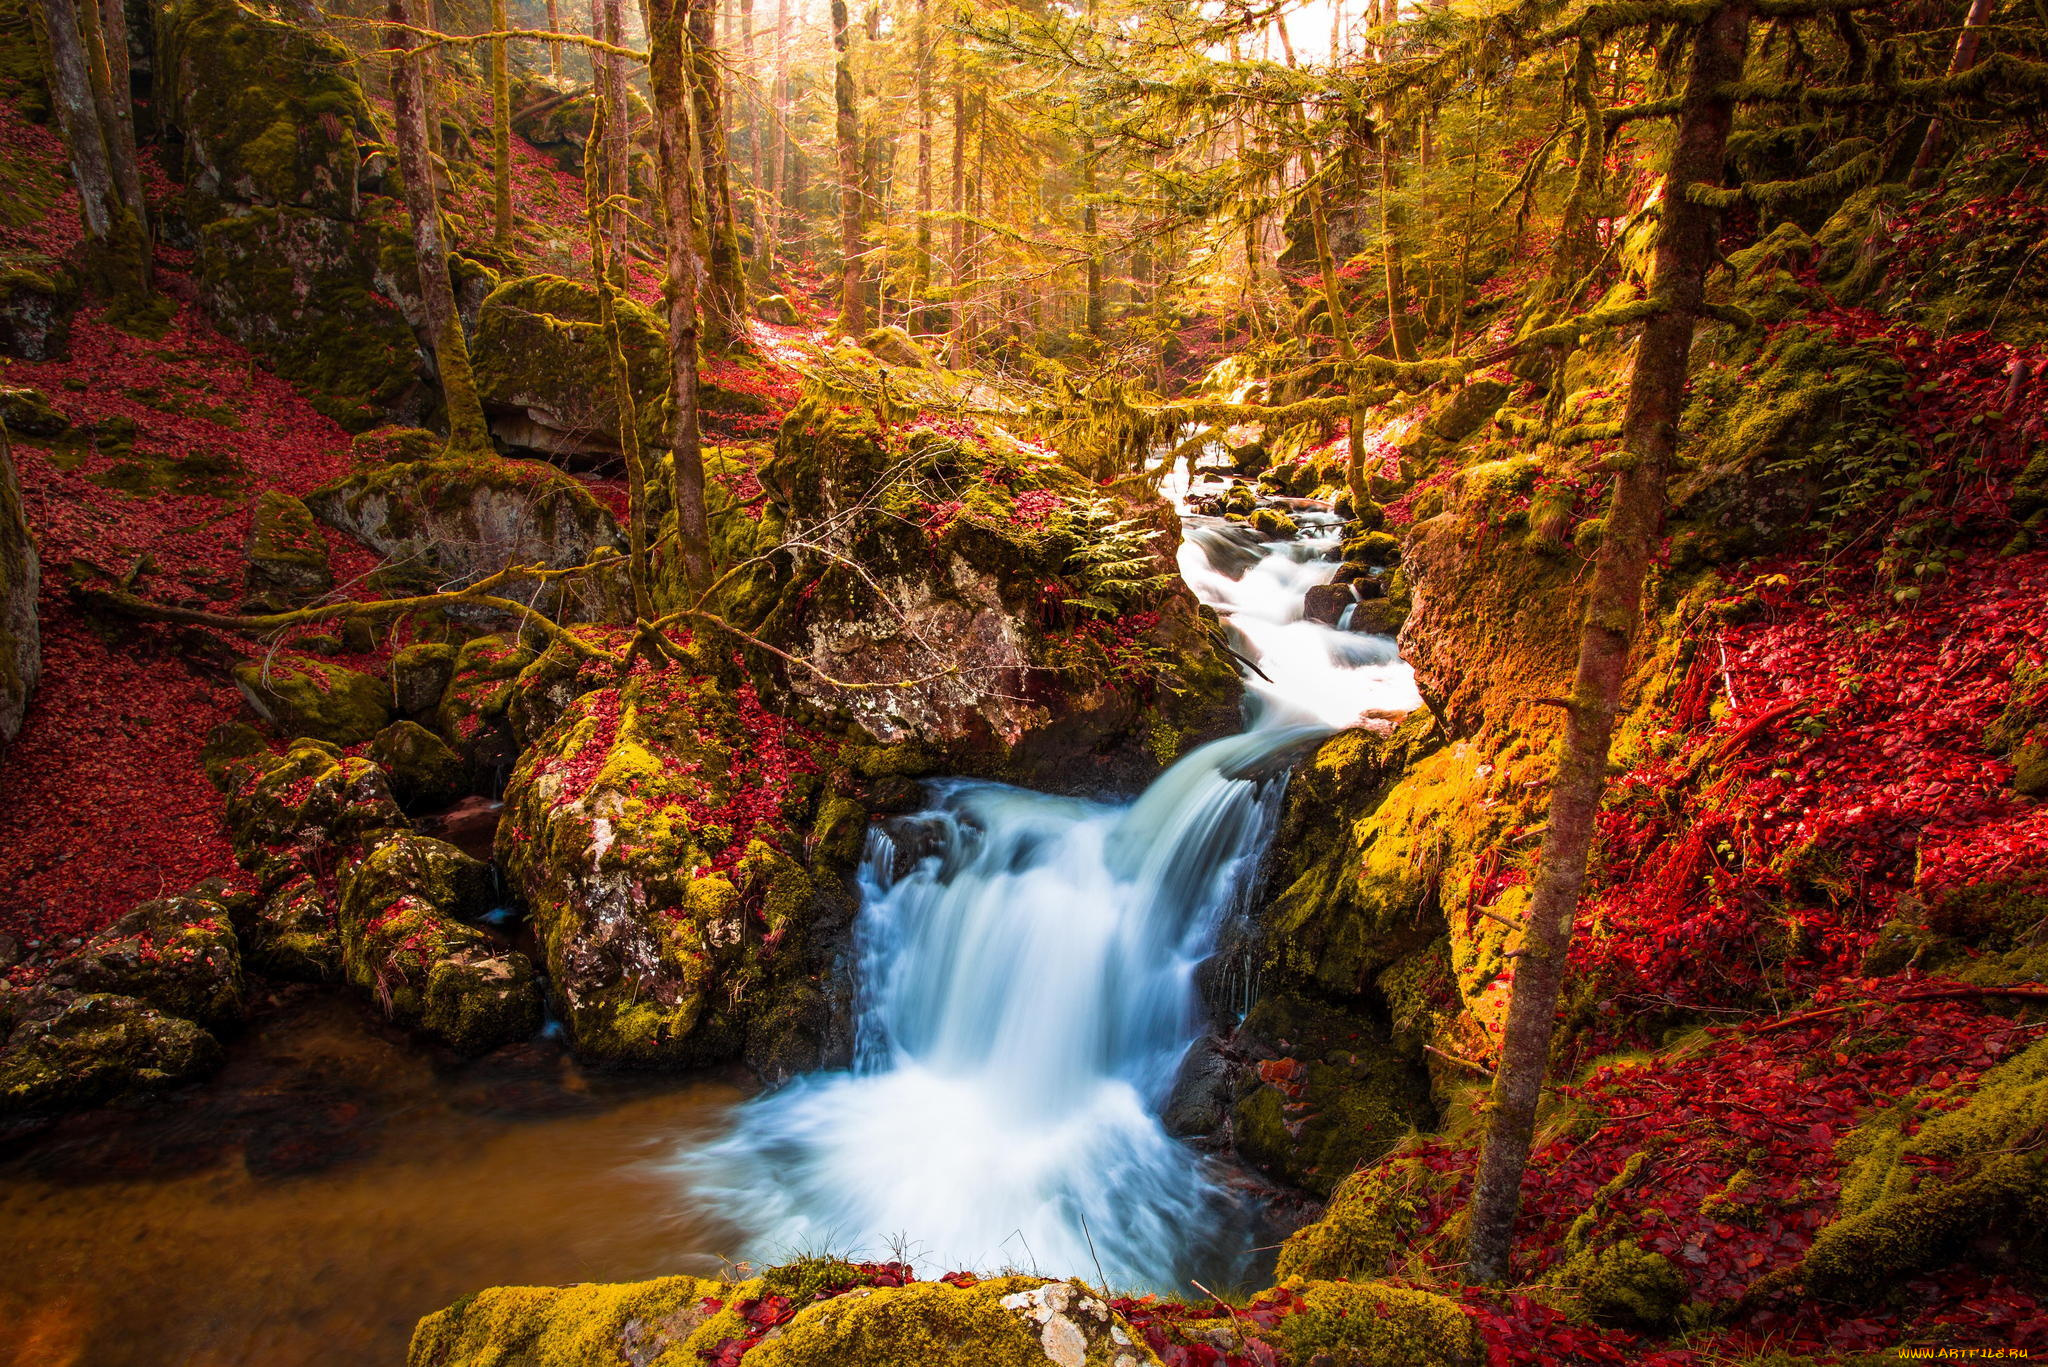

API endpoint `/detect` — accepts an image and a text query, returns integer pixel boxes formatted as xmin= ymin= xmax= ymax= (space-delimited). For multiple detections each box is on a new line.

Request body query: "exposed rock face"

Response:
xmin=0 ymin=989 xmax=223 ymax=1117
xmin=368 ymin=720 xmax=467 ymax=807
xmin=305 ymin=457 xmax=627 ymax=621
xmin=498 ymin=668 xmax=864 ymax=1072
xmin=0 ymin=263 xmax=78 ymax=361
xmin=0 ymin=433 xmax=38 ymax=744
xmin=155 ymin=0 xmax=429 ymax=429
xmin=705 ymin=398 xmax=1242 ymax=793
xmin=472 ymin=274 xmax=669 ymax=461
xmin=243 ymin=489 xmax=332 ymax=606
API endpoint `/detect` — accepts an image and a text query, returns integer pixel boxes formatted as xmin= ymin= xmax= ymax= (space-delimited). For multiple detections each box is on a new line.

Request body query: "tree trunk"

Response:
xmin=689 ymin=0 xmax=747 ymax=345
xmin=491 ymin=0 xmax=513 ymax=253
xmin=41 ymin=0 xmax=145 ymax=295
xmin=948 ymin=71 xmax=969 ymax=361
xmin=912 ymin=0 xmax=934 ymax=328
xmin=546 ymin=0 xmax=562 ymax=78
xmin=1462 ymin=0 xmax=1754 ymax=1287
xmin=388 ymin=0 xmax=491 ymax=452
xmin=596 ymin=0 xmax=632 ymax=278
xmin=1306 ymin=185 xmax=1369 ymax=512
xmin=647 ymin=0 xmax=714 ymax=590
xmin=829 ymin=0 xmax=866 ymax=333
xmin=88 ymin=0 xmax=145 ymax=238
xmin=1909 ymin=0 xmax=1996 ymax=186
xmin=739 ymin=0 xmax=759 ymax=248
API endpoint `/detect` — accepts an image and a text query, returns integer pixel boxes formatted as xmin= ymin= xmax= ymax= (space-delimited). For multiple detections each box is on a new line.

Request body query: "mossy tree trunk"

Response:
xmin=648 ymin=0 xmax=715 ymax=590
xmin=86 ymin=0 xmax=145 ymax=245
xmin=1463 ymin=0 xmax=1754 ymax=1287
xmin=40 ymin=0 xmax=147 ymax=297
xmin=388 ymin=0 xmax=492 ymax=452
xmin=595 ymin=0 xmax=632 ymax=279
xmin=1304 ymin=170 xmax=1370 ymax=513
xmin=948 ymin=70 xmax=970 ymax=361
xmin=491 ymin=0 xmax=513 ymax=254
xmin=545 ymin=0 xmax=561 ymax=77
xmin=912 ymin=0 xmax=933 ymax=329
xmin=829 ymin=0 xmax=866 ymax=334
xmin=1909 ymin=0 xmax=1996 ymax=187
xmin=688 ymin=0 xmax=747 ymax=346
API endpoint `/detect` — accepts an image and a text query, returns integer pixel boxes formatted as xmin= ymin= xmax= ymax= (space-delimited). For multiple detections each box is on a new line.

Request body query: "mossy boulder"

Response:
xmin=0 ymin=989 xmax=223 ymax=1116
xmin=1249 ymin=507 xmax=1299 ymax=541
xmin=858 ymin=324 xmax=939 ymax=371
xmin=243 ymin=489 xmax=332 ymax=606
xmin=437 ymin=635 xmax=537 ymax=770
xmin=208 ymin=737 xmax=409 ymax=978
xmin=408 ymin=1274 xmax=728 ymax=1367
xmin=369 ymin=719 xmax=468 ymax=807
xmin=497 ymin=668 xmax=859 ymax=1071
xmin=1263 ymin=1280 xmax=1479 ymax=1367
xmin=305 ymin=456 xmax=628 ymax=621
xmin=390 ymin=641 xmax=459 ymax=717
xmin=747 ymin=1279 xmax=1158 ymax=1367
xmin=337 ymin=834 xmax=539 ymax=1054
xmin=472 ymin=274 xmax=669 ymax=460
xmin=44 ymin=893 xmax=244 ymax=1031
xmin=352 ymin=425 xmax=444 ymax=466
xmin=1275 ymin=1152 xmax=1436 ymax=1283
xmin=232 ymin=656 xmax=390 ymax=745
xmin=755 ymin=293 xmax=802 ymax=326
xmin=1550 ymin=1239 xmax=1689 ymax=1330
xmin=1 ymin=432 xmax=38 ymax=744
xmin=723 ymin=398 xmax=1241 ymax=792
xmin=0 ymin=385 xmax=69 ymax=438
xmin=0 ymin=263 xmax=78 ymax=360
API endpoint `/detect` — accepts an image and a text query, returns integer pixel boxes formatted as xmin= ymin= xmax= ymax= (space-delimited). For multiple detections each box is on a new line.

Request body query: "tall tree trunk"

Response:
xmin=1909 ymin=0 xmax=1996 ymax=186
xmin=756 ymin=0 xmax=785 ymax=280
xmin=596 ymin=0 xmax=631 ymax=278
xmin=739 ymin=0 xmax=759 ymax=248
xmin=583 ymin=99 xmax=654 ymax=622
xmin=1307 ymin=185 xmax=1369 ymax=512
xmin=1462 ymin=0 xmax=1754 ymax=1286
xmin=388 ymin=0 xmax=491 ymax=452
xmin=1081 ymin=133 xmax=1103 ymax=338
xmin=689 ymin=0 xmax=747 ymax=345
xmin=545 ymin=0 xmax=562 ymax=78
xmin=491 ymin=0 xmax=513 ymax=253
xmin=647 ymin=0 xmax=714 ymax=590
xmin=42 ymin=0 xmax=145 ymax=295
xmin=948 ymin=71 xmax=969 ymax=361
xmin=829 ymin=0 xmax=866 ymax=333
xmin=912 ymin=0 xmax=934 ymax=329
xmin=87 ymin=0 xmax=145 ymax=239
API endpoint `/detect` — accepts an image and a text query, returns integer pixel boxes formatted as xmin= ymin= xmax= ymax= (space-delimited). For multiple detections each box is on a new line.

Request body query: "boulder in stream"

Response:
xmin=0 ymin=988 xmax=223 ymax=1117
xmin=44 ymin=893 xmax=244 ymax=1031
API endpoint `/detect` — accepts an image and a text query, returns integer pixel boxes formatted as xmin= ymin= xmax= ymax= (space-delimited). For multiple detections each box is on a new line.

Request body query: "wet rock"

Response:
xmin=243 ymin=489 xmax=332 ymax=606
xmin=369 ymin=719 xmax=468 ymax=807
xmin=0 ymin=989 xmax=223 ymax=1116
xmin=1302 ymin=582 xmax=1358 ymax=627
xmin=1 ymin=429 xmax=39 ymax=745
xmin=1161 ymin=1035 xmax=1234 ymax=1138
xmin=305 ymin=457 xmax=627 ymax=620
xmin=498 ymin=670 xmax=860 ymax=1070
xmin=45 ymin=894 xmax=244 ymax=1030
xmin=338 ymin=834 xmax=539 ymax=1054
xmin=389 ymin=641 xmax=458 ymax=717
xmin=232 ymin=656 xmax=390 ymax=746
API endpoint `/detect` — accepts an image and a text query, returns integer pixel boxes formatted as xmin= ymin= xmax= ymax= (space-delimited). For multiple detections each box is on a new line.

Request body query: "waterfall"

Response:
xmin=666 ymin=512 xmax=1419 ymax=1289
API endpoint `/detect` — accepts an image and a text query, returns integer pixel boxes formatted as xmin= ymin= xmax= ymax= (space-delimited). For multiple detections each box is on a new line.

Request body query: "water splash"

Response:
xmin=666 ymin=513 xmax=1419 ymax=1287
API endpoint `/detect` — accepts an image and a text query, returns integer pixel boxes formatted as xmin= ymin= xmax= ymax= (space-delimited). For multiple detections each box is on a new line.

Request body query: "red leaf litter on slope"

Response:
xmin=1 ymin=113 xmax=365 ymax=953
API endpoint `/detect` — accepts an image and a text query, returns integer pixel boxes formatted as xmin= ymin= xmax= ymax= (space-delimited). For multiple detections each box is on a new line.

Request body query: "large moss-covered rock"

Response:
xmin=208 ymin=736 xmax=410 ymax=978
xmin=337 ymin=834 xmax=539 ymax=1054
xmin=0 ymin=431 xmax=37 ymax=744
xmin=232 ymin=655 xmax=391 ymax=745
xmin=305 ymin=457 xmax=627 ymax=621
xmin=243 ymin=489 xmax=332 ymax=606
xmin=369 ymin=719 xmax=468 ymax=807
xmin=436 ymin=635 xmax=536 ymax=770
xmin=44 ymin=893 xmax=244 ymax=1030
xmin=498 ymin=667 xmax=859 ymax=1070
xmin=711 ymin=398 xmax=1241 ymax=792
xmin=390 ymin=640 xmax=459 ymax=717
xmin=472 ymin=274 xmax=669 ymax=460
xmin=0 ymin=261 xmax=77 ymax=360
xmin=0 ymin=989 xmax=223 ymax=1116
xmin=409 ymin=1273 xmax=1162 ymax=1367
xmin=1262 ymin=1280 xmax=1479 ymax=1367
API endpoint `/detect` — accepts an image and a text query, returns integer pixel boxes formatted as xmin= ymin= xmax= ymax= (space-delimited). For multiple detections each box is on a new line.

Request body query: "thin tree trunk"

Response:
xmin=689 ymin=0 xmax=747 ymax=344
xmin=491 ymin=0 xmax=513 ymax=253
xmin=582 ymin=99 xmax=654 ymax=622
xmin=1463 ymin=0 xmax=1754 ymax=1287
xmin=740 ymin=0 xmax=759 ymax=246
xmin=830 ymin=0 xmax=866 ymax=333
xmin=1307 ymin=186 xmax=1368 ymax=511
xmin=546 ymin=0 xmax=562 ymax=78
xmin=756 ymin=0 xmax=785 ymax=280
xmin=913 ymin=0 xmax=934 ymax=328
xmin=1909 ymin=0 xmax=1996 ymax=186
xmin=647 ymin=0 xmax=714 ymax=590
xmin=597 ymin=0 xmax=632 ymax=278
xmin=948 ymin=71 xmax=969 ymax=361
xmin=388 ymin=0 xmax=491 ymax=452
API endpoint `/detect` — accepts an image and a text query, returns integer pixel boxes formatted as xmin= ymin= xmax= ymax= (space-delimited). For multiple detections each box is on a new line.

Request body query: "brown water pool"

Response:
xmin=0 ymin=988 xmax=748 ymax=1367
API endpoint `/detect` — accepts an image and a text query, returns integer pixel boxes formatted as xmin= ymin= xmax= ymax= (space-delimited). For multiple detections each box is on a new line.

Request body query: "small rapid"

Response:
xmin=668 ymin=500 xmax=1419 ymax=1288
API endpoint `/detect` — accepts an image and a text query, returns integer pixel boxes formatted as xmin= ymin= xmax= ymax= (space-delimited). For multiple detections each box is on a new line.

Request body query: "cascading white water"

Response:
xmin=667 ymin=506 xmax=1419 ymax=1288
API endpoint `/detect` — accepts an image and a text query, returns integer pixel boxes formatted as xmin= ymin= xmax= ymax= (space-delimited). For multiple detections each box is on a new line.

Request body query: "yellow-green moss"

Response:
xmin=1264 ymin=1279 xmax=1480 ymax=1367
xmin=1274 ymin=1152 xmax=1436 ymax=1282
xmin=745 ymin=1278 xmax=1161 ymax=1367
xmin=408 ymin=1274 xmax=727 ymax=1367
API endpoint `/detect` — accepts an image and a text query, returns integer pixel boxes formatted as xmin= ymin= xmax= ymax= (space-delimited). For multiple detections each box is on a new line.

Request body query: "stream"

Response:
xmin=0 ymin=494 xmax=1419 ymax=1365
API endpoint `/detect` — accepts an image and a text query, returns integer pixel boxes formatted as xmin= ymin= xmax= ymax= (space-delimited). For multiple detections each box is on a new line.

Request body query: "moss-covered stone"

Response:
xmin=1264 ymin=1279 xmax=1479 ymax=1367
xmin=45 ymin=894 xmax=244 ymax=1030
xmin=244 ymin=489 xmax=332 ymax=606
xmin=408 ymin=1273 xmax=728 ymax=1367
xmin=1248 ymin=507 xmax=1299 ymax=540
xmin=370 ymin=719 xmax=468 ymax=807
xmin=0 ymin=989 xmax=223 ymax=1116
xmin=472 ymin=274 xmax=669 ymax=459
xmin=338 ymin=834 xmax=539 ymax=1054
xmin=437 ymin=635 xmax=537 ymax=769
xmin=1551 ymin=1239 xmax=1689 ymax=1330
xmin=391 ymin=641 xmax=460 ymax=717
xmin=0 ymin=264 xmax=77 ymax=360
xmin=755 ymin=293 xmax=802 ymax=326
xmin=1275 ymin=1151 xmax=1437 ymax=1283
xmin=749 ymin=1278 xmax=1159 ymax=1367
xmin=232 ymin=655 xmax=391 ymax=745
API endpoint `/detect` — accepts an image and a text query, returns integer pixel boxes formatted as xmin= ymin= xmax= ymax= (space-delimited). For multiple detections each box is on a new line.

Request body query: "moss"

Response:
xmin=1802 ymin=1036 xmax=2048 ymax=1294
xmin=1248 ymin=508 xmax=1298 ymax=540
xmin=437 ymin=636 xmax=538 ymax=768
xmin=233 ymin=656 xmax=391 ymax=745
xmin=746 ymin=1278 xmax=1159 ymax=1367
xmin=46 ymin=894 xmax=244 ymax=1030
xmin=391 ymin=642 xmax=460 ymax=717
xmin=1550 ymin=1239 xmax=1688 ymax=1330
xmin=1274 ymin=1152 xmax=1435 ymax=1282
xmin=369 ymin=719 xmax=468 ymax=807
xmin=1265 ymin=1279 xmax=1480 ymax=1367
xmin=244 ymin=489 xmax=332 ymax=604
xmin=408 ymin=1274 xmax=728 ymax=1367
xmin=0 ymin=990 xmax=223 ymax=1116
xmin=353 ymin=426 xmax=445 ymax=467
xmin=472 ymin=274 xmax=671 ymax=456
